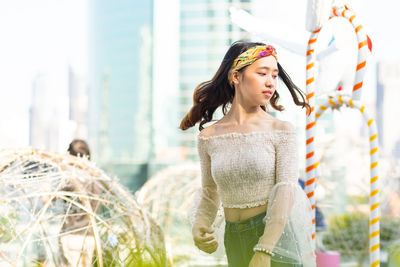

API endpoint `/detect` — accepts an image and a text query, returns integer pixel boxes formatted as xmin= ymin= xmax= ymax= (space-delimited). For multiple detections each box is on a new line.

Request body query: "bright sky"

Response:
xmin=0 ymin=0 xmax=88 ymax=148
xmin=0 ymin=0 xmax=399 ymax=148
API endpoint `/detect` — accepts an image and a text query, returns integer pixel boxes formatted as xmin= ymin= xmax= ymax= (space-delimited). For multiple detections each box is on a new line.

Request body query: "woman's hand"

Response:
xmin=192 ymin=225 xmax=218 ymax=254
xmin=249 ymin=252 xmax=271 ymax=267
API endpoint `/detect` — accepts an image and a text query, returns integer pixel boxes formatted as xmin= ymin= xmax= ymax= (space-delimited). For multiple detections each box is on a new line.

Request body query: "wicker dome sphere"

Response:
xmin=0 ymin=148 xmax=166 ymax=267
xmin=136 ymin=163 xmax=226 ymax=266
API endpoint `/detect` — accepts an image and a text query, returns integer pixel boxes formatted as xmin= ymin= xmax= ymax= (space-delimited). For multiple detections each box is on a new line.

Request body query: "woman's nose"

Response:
xmin=265 ymin=75 xmax=273 ymax=86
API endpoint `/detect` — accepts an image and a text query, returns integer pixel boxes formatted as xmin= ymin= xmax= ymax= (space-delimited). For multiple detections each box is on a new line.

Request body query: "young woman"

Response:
xmin=180 ymin=41 xmax=316 ymax=267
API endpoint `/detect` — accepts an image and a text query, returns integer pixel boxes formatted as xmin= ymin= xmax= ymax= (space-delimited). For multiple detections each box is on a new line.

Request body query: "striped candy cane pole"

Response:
xmin=314 ymin=95 xmax=380 ymax=267
xmin=305 ymin=27 xmax=321 ymax=242
xmin=306 ymin=5 xmax=372 ymax=247
xmin=331 ymin=6 xmax=372 ymax=101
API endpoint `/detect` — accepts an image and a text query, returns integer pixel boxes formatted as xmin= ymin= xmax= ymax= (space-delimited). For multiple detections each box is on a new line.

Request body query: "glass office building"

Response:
xmin=88 ymin=0 xmax=153 ymax=190
xmin=179 ymin=0 xmax=253 ymax=159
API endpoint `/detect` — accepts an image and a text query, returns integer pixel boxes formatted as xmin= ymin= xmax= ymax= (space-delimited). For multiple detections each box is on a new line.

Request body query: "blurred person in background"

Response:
xmin=181 ymin=41 xmax=315 ymax=267
xmin=67 ymin=139 xmax=91 ymax=160
xmin=59 ymin=139 xmax=99 ymax=267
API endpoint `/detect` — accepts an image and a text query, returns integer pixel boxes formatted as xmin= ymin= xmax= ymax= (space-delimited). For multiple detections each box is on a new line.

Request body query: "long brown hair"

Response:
xmin=179 ymin=41 xmax=310 ymax=131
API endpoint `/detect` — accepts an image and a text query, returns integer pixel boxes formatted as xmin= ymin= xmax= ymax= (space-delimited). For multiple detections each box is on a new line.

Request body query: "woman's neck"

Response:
xmin=224 ymin=102 xmax=270 ymax=126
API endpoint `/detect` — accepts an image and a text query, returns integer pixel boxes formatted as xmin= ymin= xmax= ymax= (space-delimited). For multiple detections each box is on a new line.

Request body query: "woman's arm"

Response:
xmin=192 ymin=138 xmax=220 ymax=228
xmin=191 ymin=138 xmax=221 ymax=253
xmin=254 ymin=123 xmax=299 ymax=252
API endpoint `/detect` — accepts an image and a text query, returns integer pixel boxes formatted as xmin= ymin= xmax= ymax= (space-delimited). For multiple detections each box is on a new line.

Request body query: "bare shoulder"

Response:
xmin=272 ymin=120 xmax=295 ymax=131
xmin=198 ymin=124 xmax=217 ymax=138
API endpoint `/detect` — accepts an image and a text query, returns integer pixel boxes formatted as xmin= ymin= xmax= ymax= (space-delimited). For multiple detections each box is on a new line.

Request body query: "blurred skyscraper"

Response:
xmin=376 ymin=61 xmax=400 ymax=159
xmin=149 ymin=0 xmax=255 ymax=177
xmin=88 ymin=0 xmax=153 ymax=190
xmin=29 ymin=73 xmax=70 ymax=152
xmin=68 ymin=66 xmax=88 ymax=139
xmin=151 ymin=0 xmax=181 ymax=171
xmin=30 ymin=74 xmax=52 ymax=150
xmin=178 ymin=0 xmax=253 ymax=159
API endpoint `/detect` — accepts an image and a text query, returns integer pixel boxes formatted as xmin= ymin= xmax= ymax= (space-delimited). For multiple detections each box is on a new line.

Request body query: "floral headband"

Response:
xmin=228 ymin=45 xmax=278 ymax=86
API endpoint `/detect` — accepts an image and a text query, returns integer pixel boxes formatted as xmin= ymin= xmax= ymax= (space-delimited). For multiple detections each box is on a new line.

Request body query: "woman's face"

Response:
xmin=235 ymin=56 xmax=278 ymax=106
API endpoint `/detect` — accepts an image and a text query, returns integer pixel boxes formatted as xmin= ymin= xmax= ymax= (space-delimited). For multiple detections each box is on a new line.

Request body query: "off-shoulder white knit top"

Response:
xmin=194 ymin=129 xmax=299 ymax=227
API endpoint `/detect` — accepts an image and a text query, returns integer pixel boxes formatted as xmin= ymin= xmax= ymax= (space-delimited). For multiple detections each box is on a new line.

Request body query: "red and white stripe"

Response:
xmin=331 ymin=6 xmax=371 ymax=101
xmin=305 ymin=5 xmax=377 ymax=267
xmin=305 ymin=27 xmax=320 ymax=242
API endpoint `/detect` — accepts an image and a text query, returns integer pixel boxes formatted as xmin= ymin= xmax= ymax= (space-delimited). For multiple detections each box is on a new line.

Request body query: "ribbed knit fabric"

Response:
xmin=194 ymin=130 xmax=299 ymax=228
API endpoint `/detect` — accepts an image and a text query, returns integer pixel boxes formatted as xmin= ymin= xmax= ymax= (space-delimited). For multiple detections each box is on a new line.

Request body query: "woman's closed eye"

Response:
xmin=258 ymin=73 xmax=278 ymax=80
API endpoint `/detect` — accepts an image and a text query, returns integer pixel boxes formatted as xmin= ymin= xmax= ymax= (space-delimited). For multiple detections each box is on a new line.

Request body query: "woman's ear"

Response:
xmin=231 ymin=70 xmax=240 ymax=87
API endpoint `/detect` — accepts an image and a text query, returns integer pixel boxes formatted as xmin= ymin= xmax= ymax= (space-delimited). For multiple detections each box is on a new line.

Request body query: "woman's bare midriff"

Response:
xmin=224 ymin=203 xmax=268 ymax=223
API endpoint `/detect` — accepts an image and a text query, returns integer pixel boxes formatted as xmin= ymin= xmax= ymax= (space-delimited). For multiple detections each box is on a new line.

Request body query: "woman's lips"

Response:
xmin=263 ymin=91 xmax=272 ymax=97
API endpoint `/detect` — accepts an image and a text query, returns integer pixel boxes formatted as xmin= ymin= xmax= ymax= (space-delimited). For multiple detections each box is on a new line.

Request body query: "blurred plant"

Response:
xmin=92 ymin=212 xmax=166 ymax=267
xmin=322 ymin=213 xmax=400 ymax=267
xmin=381 ymin=217 xmax=400 ymax=249
xmin=0 ymin=212 xmax=16 ymax=242
xmin=388 ymin=241 xmax=400 ymax=267
xmin=348 ymin=195 xmax=369 ymax=205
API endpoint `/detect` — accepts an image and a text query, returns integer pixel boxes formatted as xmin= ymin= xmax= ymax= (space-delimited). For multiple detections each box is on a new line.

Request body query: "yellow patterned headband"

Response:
xmin=228 ymin=45 xmax=278 ymax=86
